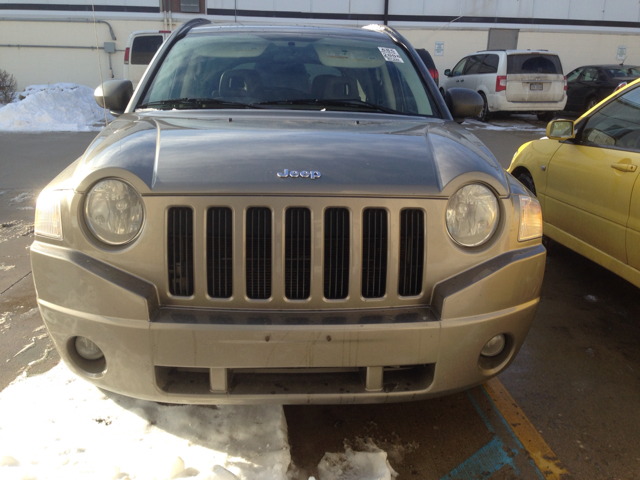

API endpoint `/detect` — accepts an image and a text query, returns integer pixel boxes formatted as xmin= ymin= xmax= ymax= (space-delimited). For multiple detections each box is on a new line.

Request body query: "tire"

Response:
xmin=516 ymin=172 xmax=536 ymax=196
xmin=536 ymin=111 xmax=555 ymax=122
xmin=585 ymin=96 xmax=598 ymax=112
xmin=477 ymin=92 xmax=492 ymax=122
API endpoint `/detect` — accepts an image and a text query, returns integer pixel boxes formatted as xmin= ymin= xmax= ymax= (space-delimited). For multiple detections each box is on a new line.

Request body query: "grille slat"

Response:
xmin=246 ymin=207 xmax=272 ymax=299
xmin=324 ymin=208 xmax=350 ymax=299
xmin=168 ymin=207 xmax=194 ymax=297
xmin=399 ymin=209 xmax=424 ymax=296
xmin=285 ymin=208 xmax=311 ymax=300
xmin=362 ymin=208 xmax=388 ymax=298
xmin=207 ymin=207 xmax=233 ymax=298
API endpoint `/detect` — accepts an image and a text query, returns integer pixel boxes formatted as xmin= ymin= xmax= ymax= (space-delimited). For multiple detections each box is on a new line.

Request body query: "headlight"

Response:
xmin=35 ymin=190 xmax=64 ymax=240
xmin=85 ymin=179 xmax=144 ymax=245
xmin=446 ymin=184 xmax=499 ymax=247
xmin=518 ymin=195 xmax=542 ymax=241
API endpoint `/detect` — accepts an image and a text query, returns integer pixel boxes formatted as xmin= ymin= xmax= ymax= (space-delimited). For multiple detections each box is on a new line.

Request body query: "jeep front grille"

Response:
xmin=165 ymin=201 xmax=427 ymax=304
xmin=167 ymin=207 xmax=194 ymax=297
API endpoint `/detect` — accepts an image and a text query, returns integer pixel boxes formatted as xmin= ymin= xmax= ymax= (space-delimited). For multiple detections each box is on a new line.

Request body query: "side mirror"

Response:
xmin=444 ymin=88 xmax=483 ymax=124
xmin=444 ymin=69 xmax=451 ymax=76
xmin=94 ymin=79 xmax=133 ymax=116
xmin=546 ymin=119 xmax=575 ymax=140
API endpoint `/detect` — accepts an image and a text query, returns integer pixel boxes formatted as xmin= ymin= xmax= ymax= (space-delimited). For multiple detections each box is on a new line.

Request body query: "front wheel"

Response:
xmin=516 ymin=172 xmax=536 ymax=196
xmin=477 ymin=92 xmax=492 ymax=122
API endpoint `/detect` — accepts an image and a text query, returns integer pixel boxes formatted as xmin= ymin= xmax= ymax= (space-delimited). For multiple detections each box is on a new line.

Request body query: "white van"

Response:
xmin=440 ymin=50 xmax=567 ymax=121
xmin=124 ymin=30 xmax=171 ymax=87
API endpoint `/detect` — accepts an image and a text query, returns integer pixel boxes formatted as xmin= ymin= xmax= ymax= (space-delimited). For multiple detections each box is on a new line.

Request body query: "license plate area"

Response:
xmin=530 ymin=82 xmax=543 ymax=91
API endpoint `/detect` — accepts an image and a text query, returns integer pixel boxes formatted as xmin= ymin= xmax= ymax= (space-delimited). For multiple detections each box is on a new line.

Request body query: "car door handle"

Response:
xmin=611 ymin=163 xmax=637 ymax=172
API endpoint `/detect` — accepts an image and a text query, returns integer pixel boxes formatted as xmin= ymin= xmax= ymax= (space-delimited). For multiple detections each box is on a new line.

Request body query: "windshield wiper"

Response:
xmin=137 ymin=98 xmax=260 ymax=110
xmin=252 ymin=98 xmax=403 ymax=115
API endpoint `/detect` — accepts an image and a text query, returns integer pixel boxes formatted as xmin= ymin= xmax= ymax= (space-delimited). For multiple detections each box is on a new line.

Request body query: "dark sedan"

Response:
xmin=565 ymin=64 xmax=639 ymax=113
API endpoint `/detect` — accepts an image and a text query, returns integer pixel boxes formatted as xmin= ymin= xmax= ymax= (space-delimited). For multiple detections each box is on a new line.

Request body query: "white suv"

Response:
xmin=441 ymin=50 xmax=567 ymax=121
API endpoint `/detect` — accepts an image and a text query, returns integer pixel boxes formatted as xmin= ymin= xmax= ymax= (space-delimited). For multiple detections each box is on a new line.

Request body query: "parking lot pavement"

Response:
xmin=2 ymin=125 xmax=639 ymax=479
xmin=0 ymin=132 xmax=95 ymax=390
xmin=286 ymin=383 xmax=564 ymax=479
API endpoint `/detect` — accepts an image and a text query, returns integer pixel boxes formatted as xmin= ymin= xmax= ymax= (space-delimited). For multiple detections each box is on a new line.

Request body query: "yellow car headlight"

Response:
xmin=34 ymin=190 xmax=63 ymax=240
xmin=518 ymin=195 xmax=542 ymax=241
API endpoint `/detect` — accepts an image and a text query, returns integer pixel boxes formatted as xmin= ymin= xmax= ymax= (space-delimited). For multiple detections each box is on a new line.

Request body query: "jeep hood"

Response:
xmin=65 ymin=111 xmax=508 ymax=197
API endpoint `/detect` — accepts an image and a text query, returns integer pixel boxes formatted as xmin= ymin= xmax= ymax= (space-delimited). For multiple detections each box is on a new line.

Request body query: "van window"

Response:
xmin=451 ymin=58 xmax=467 ymax=77
xmin=464 ymin=55 xmax=485 ymax=75
xmin=131 ymin=35 xmax=164 ymax=65
xmin=507 ymin=54 xmax=562 ymax=75
xmin=479 ymin=54 xmax=499 ymax=74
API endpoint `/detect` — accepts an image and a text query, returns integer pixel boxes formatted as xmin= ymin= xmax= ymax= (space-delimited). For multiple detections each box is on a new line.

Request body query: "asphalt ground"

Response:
xmin=1 ymin=116 xmax=639 ymax=479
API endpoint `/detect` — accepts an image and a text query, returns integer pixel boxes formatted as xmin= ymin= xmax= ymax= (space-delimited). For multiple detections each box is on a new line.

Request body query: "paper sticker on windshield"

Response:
xmin=378 ymin=47 xmax=404 ymax=63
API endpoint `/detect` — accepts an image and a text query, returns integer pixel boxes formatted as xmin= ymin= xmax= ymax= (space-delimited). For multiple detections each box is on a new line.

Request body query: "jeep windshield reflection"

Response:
xmin=138 ymin=32 xmax=436 ymax=117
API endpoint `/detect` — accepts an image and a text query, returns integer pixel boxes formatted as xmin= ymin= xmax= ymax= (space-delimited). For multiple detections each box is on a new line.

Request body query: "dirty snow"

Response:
xmin=0 ymin=364 xmax=397 ymax=479
xmin=0 ymin=363 xmax=290 ymax=480
xmin=0 ymin=83 xmax=113 ymax=132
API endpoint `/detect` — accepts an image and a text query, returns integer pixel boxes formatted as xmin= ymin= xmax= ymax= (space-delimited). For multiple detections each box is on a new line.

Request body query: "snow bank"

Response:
xmin=0 ymin=364 xmax=290 ymax=480
xmin=0 ymin=364 xmax=401 ymax=480
xmin=0 ymin=83 xmax=113 ymax=132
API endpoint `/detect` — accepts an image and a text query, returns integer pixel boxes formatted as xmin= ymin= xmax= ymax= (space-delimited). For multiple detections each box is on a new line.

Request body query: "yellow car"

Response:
xmin=509 ymin=78 xmax=640 ymax=287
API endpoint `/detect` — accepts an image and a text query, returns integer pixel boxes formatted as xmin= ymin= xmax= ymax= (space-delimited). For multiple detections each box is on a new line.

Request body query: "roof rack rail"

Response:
xmin=174 ymin=17 xmax=212 ymax=39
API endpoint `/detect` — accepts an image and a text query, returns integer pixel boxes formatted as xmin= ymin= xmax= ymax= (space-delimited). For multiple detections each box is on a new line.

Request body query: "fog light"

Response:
xmin=481 ymin=334 xmax=506 ymax=357
xmin=75 ymin=337 xmax=104 ymax=360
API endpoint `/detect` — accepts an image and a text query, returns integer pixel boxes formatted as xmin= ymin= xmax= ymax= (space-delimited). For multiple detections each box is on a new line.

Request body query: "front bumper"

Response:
xmin=32 ymin=242 xmax=545 ymax=405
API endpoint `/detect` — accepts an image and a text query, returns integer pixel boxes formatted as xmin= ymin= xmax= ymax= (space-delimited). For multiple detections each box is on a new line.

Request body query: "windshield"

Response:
xmin=139 ymin=32 xmax=436 ymax=117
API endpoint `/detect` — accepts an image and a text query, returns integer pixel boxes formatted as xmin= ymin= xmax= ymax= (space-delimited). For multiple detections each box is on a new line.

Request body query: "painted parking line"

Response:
xmin=484 ymin=377 xmax=570 ymax=479
xmin=439 ymin=379 xmax=569 ymax=480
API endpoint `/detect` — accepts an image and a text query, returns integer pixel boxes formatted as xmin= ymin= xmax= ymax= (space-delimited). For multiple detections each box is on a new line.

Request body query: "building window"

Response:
xmin=160 ymin=0 xmax=205 ymax=14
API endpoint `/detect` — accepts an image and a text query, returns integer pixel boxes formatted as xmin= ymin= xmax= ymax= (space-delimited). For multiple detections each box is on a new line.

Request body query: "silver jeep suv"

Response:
xmin=31 ymin=21 xmax=545 ymax=405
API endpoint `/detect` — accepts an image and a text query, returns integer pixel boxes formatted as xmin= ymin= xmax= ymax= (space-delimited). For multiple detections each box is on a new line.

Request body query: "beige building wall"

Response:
xmin=1 ymin=17 xmax=640 ymax=91
xmin=0 ymin=19 xmax=170 ymax=91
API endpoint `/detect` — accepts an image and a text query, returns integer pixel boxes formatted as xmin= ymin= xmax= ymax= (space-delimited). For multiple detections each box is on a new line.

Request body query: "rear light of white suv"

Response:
xmin=496 ymin=75 xmax=507 ymax=92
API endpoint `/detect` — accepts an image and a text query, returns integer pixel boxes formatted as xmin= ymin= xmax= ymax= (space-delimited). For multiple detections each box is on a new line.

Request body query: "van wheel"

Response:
xmin=516 ymin=172 xmax=536 ymax=196
xmin=477 ymin=92 xmax=491 ymax=122
xmin=536 ymin=112 xmax=555 ymax=122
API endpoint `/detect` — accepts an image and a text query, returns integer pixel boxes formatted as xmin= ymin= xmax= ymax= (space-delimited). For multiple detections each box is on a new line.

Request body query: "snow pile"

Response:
xmin=0 ymin=364 xmax=290 ymax=480
xmin=0 ymin=364 xmax=401 ymax=480
xmin=317 ymin=441 xmax=398 ymax=480
xmin=0 ymin=83 xmax=113 ymax=132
